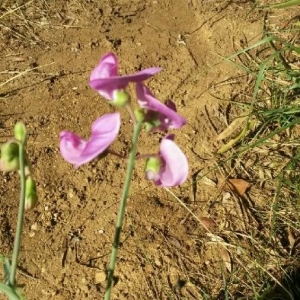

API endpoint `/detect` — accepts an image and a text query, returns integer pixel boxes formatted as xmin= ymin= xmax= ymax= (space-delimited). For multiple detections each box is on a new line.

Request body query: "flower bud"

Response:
xmin=145 ymin=119 xmax=161 ymax=132
xmin=145 ymin=157 xmax=161 ymax=181
xmin=0 ymin=142 xmax=20 ymax=172
xmin=134 ymin=108 xmax=145 ymax=123
xmin=25 ymin=176 xmax=38 ymax=210
xmin=14 ymin=122 xmax=27 ymax=142
xmin=143 ymin=111 xmax=161 ymax=132
xmin=113 ymin=90 xmax=130 ymax=107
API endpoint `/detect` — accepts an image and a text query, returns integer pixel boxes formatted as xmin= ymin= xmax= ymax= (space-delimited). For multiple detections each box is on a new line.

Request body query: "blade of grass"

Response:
xmin=269 ymin=0 xmax=300 ymax=9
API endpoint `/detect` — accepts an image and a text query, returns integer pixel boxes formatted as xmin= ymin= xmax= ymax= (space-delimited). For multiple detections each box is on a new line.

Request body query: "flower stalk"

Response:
xmin=58 ymin=52 xmax=189 ymax=299
xmin=104 ymin=119 xmax=143 ymax=300
xmin=9 ymin=131 xmax=26 ymax=288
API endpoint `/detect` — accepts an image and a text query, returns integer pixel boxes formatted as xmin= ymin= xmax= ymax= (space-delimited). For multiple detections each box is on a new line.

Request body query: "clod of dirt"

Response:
xmin=94 ymin=271 xmax=106 ymax=283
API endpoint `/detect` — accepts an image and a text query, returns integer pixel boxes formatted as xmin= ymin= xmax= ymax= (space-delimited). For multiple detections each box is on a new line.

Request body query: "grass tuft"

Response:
xmin=167 ymin=2 xmax=300 ymax=299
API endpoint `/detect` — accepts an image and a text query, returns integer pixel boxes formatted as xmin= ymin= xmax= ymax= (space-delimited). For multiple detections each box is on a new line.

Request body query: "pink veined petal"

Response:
xmin=89 ymin=52 xmax=162 ymax=101
xmin=89 ymin=68 xmax=162 ymax=99
xmin=115 ymin=67 xmax=162 ymax=82
xmin=91 ymin=112 xmax=121 ymax=135
xmin=81 ymin=113 xmax=121 ymax=160
xmin=59 ymin=113 xmax=121 ymax=168
xmin=60 ymin=131 xmax=87 ymax=166
xmin=136 ymin=82 xmax=186 ymax=129
xmin=89 ymin=53 xmax=119 ymax=100
xmin=158 ymin=138 xmax=188 ymax=187
xmin=90 ymin=52 xmax=118 ymax=80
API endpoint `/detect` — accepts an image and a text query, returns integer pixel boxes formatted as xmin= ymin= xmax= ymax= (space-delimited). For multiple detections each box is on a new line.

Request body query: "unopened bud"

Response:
xmin=145 ymin=157 xmax=161 ymax=181
xmin=134 ymin=108 xmax=145 ymax=123
xmin=144 ymin=111 xmax=161 ymax=132
xmin=0 ymin=142 xmax=20 ymax=172
xmin=25 ymin=177 xmax=38 ymax=210
xmin=113 ymin=90 xmax=130 ymax=107
xmin=14 ymin=122 xmax=27 ymax=142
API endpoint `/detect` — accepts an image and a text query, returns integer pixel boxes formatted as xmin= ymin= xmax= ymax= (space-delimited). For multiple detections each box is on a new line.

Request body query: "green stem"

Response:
xmin=9 ymin=141 xmax=26 ymax=288
xmin=104 ymin=120 xmax=143 ymax=300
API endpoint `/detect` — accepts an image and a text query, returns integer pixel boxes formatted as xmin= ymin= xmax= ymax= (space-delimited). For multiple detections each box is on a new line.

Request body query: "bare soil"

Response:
xmin=0 ymin=1 xmax=277 ymax=299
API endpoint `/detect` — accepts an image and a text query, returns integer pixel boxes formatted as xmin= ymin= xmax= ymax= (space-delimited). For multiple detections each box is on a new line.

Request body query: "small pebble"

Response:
xmin=31 ymin=223 xmax=38 ymax=231
xmin=95 ymin=271 xmax=106 ymax=283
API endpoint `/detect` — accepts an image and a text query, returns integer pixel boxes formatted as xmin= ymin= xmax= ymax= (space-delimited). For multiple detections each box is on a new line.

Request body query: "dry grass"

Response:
xmin=164 ymin=4 xmax=300 ymax=299
xmin=1 ymin=1 xmax=300 ymax=300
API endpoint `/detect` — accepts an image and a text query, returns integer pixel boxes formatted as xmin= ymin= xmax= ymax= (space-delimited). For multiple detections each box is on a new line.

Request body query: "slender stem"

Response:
xmin=9 ymin=141 xmax=26 ymax=288
xmin=104 ymin=120 xmax=143 ymax=300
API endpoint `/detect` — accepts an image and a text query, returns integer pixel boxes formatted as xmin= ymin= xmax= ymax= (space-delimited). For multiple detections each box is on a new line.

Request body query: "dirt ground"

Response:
xmin=0 ymin=0 xmax=283 ymax=299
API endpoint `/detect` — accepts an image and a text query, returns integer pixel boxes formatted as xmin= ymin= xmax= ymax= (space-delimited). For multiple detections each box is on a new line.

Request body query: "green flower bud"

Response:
xmin=145 ymin=119 xmax=161 ymax=132
xmin=0 ymin=142 xmax=20 ymax=172
xmin=145 ymin=157 xmax=161 ymax=181
xmin=25 ymin=176 xmax=38 ymax=210
xmin=143 ymin=111 xmax=161 ymax=132
xmin=14 ymin=122 xmax=27 ymax=142
xmin=113 ymin=90 xmax=131 ymax=107
xmin=134 ymin=108 xmax=145 ymax=123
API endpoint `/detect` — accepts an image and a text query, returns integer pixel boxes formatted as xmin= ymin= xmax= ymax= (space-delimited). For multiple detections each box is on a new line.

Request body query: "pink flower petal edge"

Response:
xmin=155 ymin=136 xmax=188 ymax=187
xmin=60 ymin=113 xmax=121 ymax=168
xmin=89 ymin=52 xmax=162 ymax=100
xmin=136 ymin=82 xmax=186 ymax=130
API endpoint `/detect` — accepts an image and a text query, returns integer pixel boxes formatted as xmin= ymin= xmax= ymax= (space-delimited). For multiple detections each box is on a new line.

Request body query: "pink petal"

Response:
xmin=81 ymin=113 xmax=121 ymax=160
xmin=89 ymin=52 xmax=162 ymax=101
xmin=90 ymin=52 xmax=118 ymax=80
xmin=90 ymin=68 xmax=162 ymax=100
xmin=60 ymin=113 xmax=121 ymax=168
xmin=136 ymin=82 xmax=186 ymax=130
xmin=157 ymin=138 xmax=188 ymax=186
xmin=89 ymin=53 xmax=119 ymax=99
xmin=59 ymin=132 xmax=87 ymax=166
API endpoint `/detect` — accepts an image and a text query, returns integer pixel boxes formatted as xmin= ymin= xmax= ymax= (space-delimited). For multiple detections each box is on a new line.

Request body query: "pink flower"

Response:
xmin=89 ymin=52 xmax=162 ymax=101
xmin=145 ymin=135 xmax=188 ymax=186
xmin=136 ymin=82 xmax=186 ymax=131
xmin=60 ymin=113 xmax=120 ymax=168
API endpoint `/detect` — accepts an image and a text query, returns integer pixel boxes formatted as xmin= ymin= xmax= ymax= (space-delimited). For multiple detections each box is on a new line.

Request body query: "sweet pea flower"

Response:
xmin=89 ymin=52 xmax=162 ymax=102
xmin=145 ymin=135 xmax=188 ymax=186
xmin=60 ymin=113 xmax=120 ymax=168
xmin=136 ymin=82 xmax=186 ymax=131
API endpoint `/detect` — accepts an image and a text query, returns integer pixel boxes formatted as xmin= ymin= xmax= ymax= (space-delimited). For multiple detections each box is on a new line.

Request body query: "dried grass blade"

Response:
xmin=216 ymin=114 xmax=248 ymax=141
